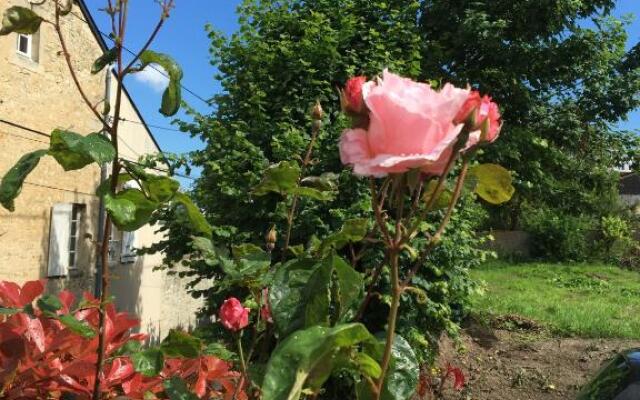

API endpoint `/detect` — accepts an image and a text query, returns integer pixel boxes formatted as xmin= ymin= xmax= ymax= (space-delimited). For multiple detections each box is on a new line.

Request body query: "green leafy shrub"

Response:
xmin=522 ymin=206 xmax=596 ymax=262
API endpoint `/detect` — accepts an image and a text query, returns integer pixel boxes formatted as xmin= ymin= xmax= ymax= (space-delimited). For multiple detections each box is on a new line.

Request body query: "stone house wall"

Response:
xmin=0 ymin=0 xmax=203 ymax=341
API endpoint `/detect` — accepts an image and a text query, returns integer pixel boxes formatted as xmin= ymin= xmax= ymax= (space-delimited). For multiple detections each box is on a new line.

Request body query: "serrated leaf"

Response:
xmin=290 ymin=186 xmax=335 ymax=201
xmin=319 ymin=218 xmax=368 ymax=254
xmin=48 ymin=130 xmax=115 ymax=171
xmin=0 ymin=150 xmax=47 ymax=211
xmin=96 ymin=173 xmax=133 ymax=197
xmin=253 ymin=161 xmax=300 ymax=196
xmin=163 ymin=376 xmax=199 ymax=400
xmin=58 ymin=314 xmax=96 ymax=338
xmin=203 ymin=342 xmax=237 ymax=361
xmin=105 ymin=189 xmax=158 ymax=231
xmin=137 ymin=51 xmax=183 ymax=116
xmin=173 ymin=193 xmax=212 ymax=237
xmin=0 ymin=306 xmax=19 ymax=315
xmin=262 ymin=323 xmax=374 ymax=400
xmin=132 ymin=348 xmax=164 ymax=377
xmin=423 ymin=180 xmax=452 ymax=209
xmin=0 ymin=6 xmax=42 ymax=36
xmin=143 ymin=175 xmax=180 ymax=202
xmin=358 ymin=334 xmax=419 ymax=400
xmin=300 ymin=173 xmax=339 ymax=191
xmin=469 ymin=164 xmax=515 ymax=205
xmin=37 ymin=294 xmax=62 ymax=315
xmin=91 ymin=47 xmax=117 ymax=74
xmin=160 ymin=330 xmax=201 ymax=358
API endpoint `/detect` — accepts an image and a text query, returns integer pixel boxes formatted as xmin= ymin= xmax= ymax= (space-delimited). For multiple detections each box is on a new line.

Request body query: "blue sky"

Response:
xmin=86 ymin=1 xmax=640 ymax=185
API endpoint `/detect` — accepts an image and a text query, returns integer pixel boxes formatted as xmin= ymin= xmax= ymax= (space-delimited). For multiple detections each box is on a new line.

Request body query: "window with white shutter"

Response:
xmin=120 ymin=230 xmax=137 ymax=264
xmin=47 ymin=204 xmax=73 ymax=277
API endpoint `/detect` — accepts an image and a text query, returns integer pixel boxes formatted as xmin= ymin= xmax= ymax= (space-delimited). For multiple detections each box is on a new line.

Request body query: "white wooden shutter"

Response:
xmin=120 ymin=230 xmax=137 ymax=263
xmin=47 ymin=203 xmax=73 ymax=277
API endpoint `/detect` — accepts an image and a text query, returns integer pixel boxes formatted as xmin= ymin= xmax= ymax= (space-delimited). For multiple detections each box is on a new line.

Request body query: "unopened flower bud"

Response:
xmin=341 ymin=76 xmax=367 ymax=115
xmin=265 ymin=225 xmax=277 ymax=252
xmin=311 ymin=101 xmax=324 ymax=120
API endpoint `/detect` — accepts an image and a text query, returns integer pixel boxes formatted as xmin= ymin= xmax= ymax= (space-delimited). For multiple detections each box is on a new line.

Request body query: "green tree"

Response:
xmin=153 ymin=0 xmax=640 ymax=369
xmin=418 ymin=0 xmax=640 ymax=227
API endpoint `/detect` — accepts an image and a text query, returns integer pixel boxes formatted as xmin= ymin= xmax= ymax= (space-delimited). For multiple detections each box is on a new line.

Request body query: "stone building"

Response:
xmin=0 ymin=0 xmax=203 ymax=341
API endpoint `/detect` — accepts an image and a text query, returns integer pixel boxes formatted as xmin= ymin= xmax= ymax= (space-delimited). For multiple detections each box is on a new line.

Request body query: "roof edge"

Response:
xmin=75 ymin=0 xmax=165 ymax=156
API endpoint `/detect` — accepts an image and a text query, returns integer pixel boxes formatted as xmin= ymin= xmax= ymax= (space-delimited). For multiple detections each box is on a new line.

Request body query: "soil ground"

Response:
xmin=437 ymin=317 xmax=640 ymax=400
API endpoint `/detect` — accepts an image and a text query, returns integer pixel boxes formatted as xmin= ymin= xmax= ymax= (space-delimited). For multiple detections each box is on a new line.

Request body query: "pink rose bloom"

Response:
xmin=339 ymin=70 xmax=471 ymax=177
xmin=219 ymin=297 xmax=250 ymax=332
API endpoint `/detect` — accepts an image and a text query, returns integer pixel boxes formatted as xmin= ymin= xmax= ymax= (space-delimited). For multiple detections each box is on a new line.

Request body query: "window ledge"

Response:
xmin=8 ymin=52 xmax=43 ymax=74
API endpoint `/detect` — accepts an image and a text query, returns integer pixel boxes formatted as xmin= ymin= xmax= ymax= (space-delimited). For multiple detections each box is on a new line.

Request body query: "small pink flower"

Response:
xmin=219 ymin=298 xmax=250 ymax=332
xmin=260 ymin=288 xmax=273 ymax=323
xmin=342 ymin=76 xmax=367 ymax=114
xmin=339 ymin=70 xmax=471 ymax=177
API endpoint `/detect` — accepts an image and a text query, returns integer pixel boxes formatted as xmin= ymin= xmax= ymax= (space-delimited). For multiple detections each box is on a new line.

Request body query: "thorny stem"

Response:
xmin=123 ymin=0 xmax=173 ymax=73
xmin=92 ymin=0 xmax=134 ymax=397
xmin=375 ymin=248 xmax=401 ymax=398
xmin=282 ymin=105 xmax=322 ymax=257
xmin=234 ymin=334 xmax=250 ymax=400
xmin=401 ymin=160 xmax=470 ymax=288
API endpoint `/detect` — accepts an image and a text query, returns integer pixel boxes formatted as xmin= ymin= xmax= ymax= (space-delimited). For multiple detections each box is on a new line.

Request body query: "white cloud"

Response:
xmin=133 ymin=64 xmax=169 ymax=92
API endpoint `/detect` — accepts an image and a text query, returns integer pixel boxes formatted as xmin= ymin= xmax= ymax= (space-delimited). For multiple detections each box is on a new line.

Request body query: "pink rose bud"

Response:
xmin=454 ymin=91 xmax=502 ymax=144
xmin=341 ymin=76 xmax=367 ymax=115
xmin=219 ymin=297 xmax=250 ymax=332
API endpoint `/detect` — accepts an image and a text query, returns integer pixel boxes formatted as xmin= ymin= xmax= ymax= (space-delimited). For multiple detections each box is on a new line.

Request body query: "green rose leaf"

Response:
xmin=0 ymin=6 xmax=42 ymax=36
xmin=0 ymin=306 xmax=19 ymax=315
xmin=173 ymin=193 xmax=212 ymax=237
xmin=48 ymin=130 xmax=115 ymax=171
xmin=132 ymin=348 xmax=164 ymax=377
xmin=270 ymin=255 xmax=363 ymax=336
xmin=37 ymin=294 xmax=62 ymax=315
xmin=469 ymin=164 xmax=515 ymax=205
xmin=0 ymin=149 xmax=47 ymax=211
xmin=160 ymin=329 xmax=202 ymax=358
xmin=104 ymin=189 xmax=158 ymax=231
xmin=289 ymin=186 xmax=335 ymax=201
xmin=253 ymin=161 xmax=301 ymax=196
xmin=269 ymin=258 xmax=317 ymax=337
xmin=91 ymin=47 xmax=118 ymax=74
xmin=262 ymin=323 xmax=374 ymax=400
xmin=203 ymin=342 xmax=237 ymax=362
xmin=305 ymin=254 xmax=363 ymax=326
xmin=358 ymin=334 xmax=419 ymax=400
xmin=318 ymin=218 xmax=369 ymax=254
xmin=136 ymin=50 xmax=183 ymax=116
xmin=300 ymin=172 xmax=339 ymax=192
xmin=145 ymin=175 xmax=180 ymax=203
xmin=163 ymin=376 xmax=199 ymax=400
xmin=58 ymin=314 xmax=96 ymax=338
xmin=423 ymin=180 xmax=453 ymax=209
xmin=95 ymin=173 xmax=133 ymax=197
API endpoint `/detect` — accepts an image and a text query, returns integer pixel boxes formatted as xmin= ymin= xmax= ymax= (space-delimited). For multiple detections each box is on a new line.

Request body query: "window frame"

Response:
xmin=16 ymin=33 xmax=32 ymax=58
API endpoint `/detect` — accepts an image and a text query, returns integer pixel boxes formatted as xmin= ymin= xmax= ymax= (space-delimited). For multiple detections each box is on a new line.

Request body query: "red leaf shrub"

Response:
xmin=0 ymin=280 xmax=245 ymax=399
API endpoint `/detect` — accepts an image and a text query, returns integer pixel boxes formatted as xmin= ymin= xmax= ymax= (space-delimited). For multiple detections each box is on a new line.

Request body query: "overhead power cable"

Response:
xmin=0 ymin=119 xmax=195 ymax=181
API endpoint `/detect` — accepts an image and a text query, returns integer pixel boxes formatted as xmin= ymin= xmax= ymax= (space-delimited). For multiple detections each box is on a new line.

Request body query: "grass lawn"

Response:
xmin=470 ymin=261 xmax=640 ymax=339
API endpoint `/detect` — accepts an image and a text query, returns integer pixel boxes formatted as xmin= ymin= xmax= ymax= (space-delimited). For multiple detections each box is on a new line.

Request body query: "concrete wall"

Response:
xmin=0 ymin=0 xmax=203 ymax=341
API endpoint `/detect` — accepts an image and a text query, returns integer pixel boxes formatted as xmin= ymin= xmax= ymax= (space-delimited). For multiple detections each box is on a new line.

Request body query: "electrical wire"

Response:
xmin=0 ymin=119 xmax=195 ymax=181
xmin=69 ymin=10 xmax=212 ymax=107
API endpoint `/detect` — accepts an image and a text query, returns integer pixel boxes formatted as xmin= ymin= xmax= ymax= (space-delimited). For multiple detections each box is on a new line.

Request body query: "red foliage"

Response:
xmin=0 ymin=280 xmax=245 ymax=399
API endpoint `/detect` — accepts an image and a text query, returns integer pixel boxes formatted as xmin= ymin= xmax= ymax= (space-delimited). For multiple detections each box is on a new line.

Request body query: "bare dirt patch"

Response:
xmin=437 ymin=320 xmax=640 ymax=400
